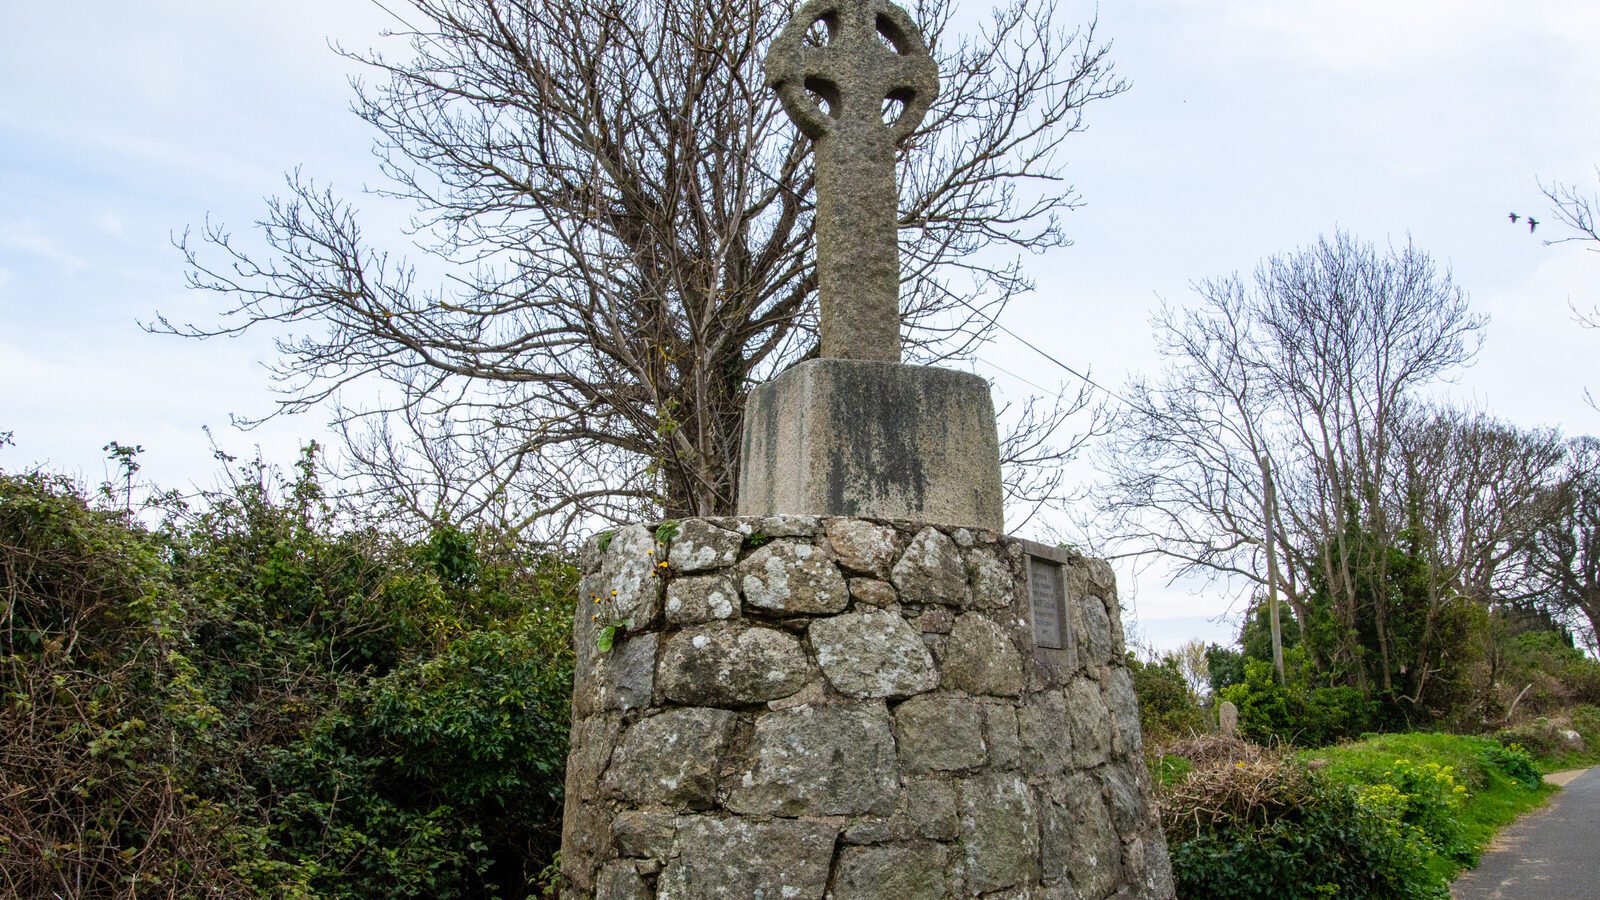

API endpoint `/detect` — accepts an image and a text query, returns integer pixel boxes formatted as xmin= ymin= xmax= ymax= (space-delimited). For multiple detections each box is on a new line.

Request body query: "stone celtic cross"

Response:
xmin=766 ymin=0 xmax=939 ymax=362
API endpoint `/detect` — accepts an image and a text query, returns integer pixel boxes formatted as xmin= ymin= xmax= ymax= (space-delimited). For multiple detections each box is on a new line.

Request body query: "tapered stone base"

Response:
xmin=558 ymin=517 xmax=1176 ymax=900
xmin=736 ymin=359 xmax=1005 ymax=532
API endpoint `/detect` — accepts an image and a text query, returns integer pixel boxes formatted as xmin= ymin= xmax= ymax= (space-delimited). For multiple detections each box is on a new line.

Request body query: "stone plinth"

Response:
xmin=559 ymin=517 xmax=1175 ymax=900
xmin=737 ymin=360 xmax=1005 ymax=531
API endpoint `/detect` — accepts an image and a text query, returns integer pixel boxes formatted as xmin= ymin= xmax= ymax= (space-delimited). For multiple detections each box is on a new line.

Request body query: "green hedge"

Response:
xmin=0 ymin=459 xmax=576 ymax=899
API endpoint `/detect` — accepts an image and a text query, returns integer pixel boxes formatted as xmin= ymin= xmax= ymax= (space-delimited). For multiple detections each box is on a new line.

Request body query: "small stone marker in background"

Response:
xmin=1219 ymin=699 xmax=1240 ymax=738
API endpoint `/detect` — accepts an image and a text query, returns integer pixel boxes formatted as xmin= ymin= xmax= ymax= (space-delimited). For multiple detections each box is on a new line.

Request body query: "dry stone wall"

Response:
xmin=561 ymin=517 xmax=1175 ymax=900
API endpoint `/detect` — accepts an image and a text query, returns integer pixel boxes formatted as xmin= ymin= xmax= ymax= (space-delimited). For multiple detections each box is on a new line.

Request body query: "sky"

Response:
xmin=2 ymin=1 xmax=1597 ymax=652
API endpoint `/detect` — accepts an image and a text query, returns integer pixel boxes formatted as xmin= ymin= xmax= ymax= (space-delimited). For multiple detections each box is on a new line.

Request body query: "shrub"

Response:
xmin=0 ymin=460 xmax=578 ymax=899
xmin=1160 ymin=751 xmax=1440 ymax=899
xmin=1128 ymin=654 xmax=1208 ymax=743
xmin=1482 ymin=743 xmax=1541 ymax=789
xmin=1162 ymin=732 xmax=1552 ymax=899
xmin=1218 ymin=658 xmax=1377 ymax=747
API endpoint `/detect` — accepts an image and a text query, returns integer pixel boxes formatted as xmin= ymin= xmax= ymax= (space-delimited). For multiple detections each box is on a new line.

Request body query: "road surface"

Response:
xmin=1452 ymin=767 xmax=1600 ymax=899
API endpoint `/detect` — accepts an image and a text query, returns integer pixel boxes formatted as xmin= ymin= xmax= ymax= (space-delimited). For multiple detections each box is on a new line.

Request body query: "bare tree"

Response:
xmin=156 ymin=0 xmax=1124 ymax=543
xmin=1097 ymin=276 xmax=1297 ymax=682
xmin=1100 ymin=233 xmax=1487 ymax=694
xmin=1164 ymin=638 xmax=1212 ymax=697
xmin=1541 ymin=173 xmax=1600 ymax=408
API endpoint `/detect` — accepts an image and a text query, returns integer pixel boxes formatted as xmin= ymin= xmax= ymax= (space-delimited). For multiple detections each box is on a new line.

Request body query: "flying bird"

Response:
xmin=1510 ymin=212 xmax=1521 ymax=223
xmin=1529 ymin=218 xmax=1540 ymax=233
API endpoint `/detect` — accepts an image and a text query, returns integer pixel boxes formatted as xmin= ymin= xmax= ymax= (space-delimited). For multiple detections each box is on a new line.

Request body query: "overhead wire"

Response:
xmin=697 ymin=125 xmax=1134 ymax=407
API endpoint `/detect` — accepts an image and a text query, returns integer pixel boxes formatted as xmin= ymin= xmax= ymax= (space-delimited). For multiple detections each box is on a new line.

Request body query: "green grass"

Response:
xmin=1531 ymin=745 xmax=1600 ymax=774
xmin=1299 ymin=733 xmax=1555 ymax=884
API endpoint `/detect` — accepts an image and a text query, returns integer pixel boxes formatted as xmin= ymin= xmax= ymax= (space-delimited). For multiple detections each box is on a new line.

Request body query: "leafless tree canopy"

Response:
xmin=157 ymin=0 xmax=1124 ymax=543
xmin=1541 ymin=172 xmax=1600 ymax=406
xmin=1098 ymin=232 xmax=1509 ymax=697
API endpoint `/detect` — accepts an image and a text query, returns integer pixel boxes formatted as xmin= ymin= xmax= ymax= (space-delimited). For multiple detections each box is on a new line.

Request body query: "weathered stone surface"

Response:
xmin=735 ymin=363 xmax=1007 ymax=530
xmin=739 ymin=541 xmax=849 ymax=614
xmin=602 ymin=708 xmax=736 ymax=810
xmin=894 ymin=694 xmax=986 ymax=772
xmin=581 ymin=532 xmax=608 ymax=576
xmin=658 ymin=623 xmax=809 ymax=706
xmin=810 ymin=609 xmax=939 ymax=699
xmin=825 ymin=518 xmax=899 ymax=576
xmin=564 ymin=519 xmax=1172 ymax=899
xmin=885 ymin=777 xmax=960 ymax=842
xmin=1105 ymin=667 xmax=1144 ymax=760
xmin=1040 ymin=775 xmax=1122 ymax=897
xmin=613 ymin=810 xmax=679 ymax=861
xmin=664 ymin=574 xmax=739 ymax=625
xmin=596 ymin=861 xmax=651 ymax=900
xmin=965 ymin=544 xmax=1017 ymax=610
xmin=603 ymin=633 xmax=657 ymax=711
xmin=1218 ymin=699 xmax=1239 ymax=738
xmin=892 ymin=527 xmax=972 ymax=606
xmin=1102 ymin=769 xmax=1154 ymax=841
xmin=766 ymin=679 xmax=829 ymax=711
xmin=752 ymin=515 xmax=821 ymax=538
xmin=726 ymin=703 xmax=899 ymax=816
xmin=1086 ymin=557 xmax=1118 ymax=598
xmin=560 ymin=800 xmax=615 ymax=894
xmin=1140 ymin=833 xmax=1178 ymax=897
xmin=830 ymin=843 xmax=947 ymax=900
xmin=1073 ymin=586 xmax=1116 ymax=667
xmin=980 ymin=701 xmax=1022 ymax=771
xmin=667 ymin=519 xmax=743 ymax=573
xmin=958 ymin=773 xmax=1040 ymax=894
xmin=565 ymin=714 xmax=621 ymax=802
xmin=1067 ymin=677 xmax=1113 ymax=769
xmin=1018 ymin=689 xmax=1072 ymax=778
xmin=657 ymin=816 xmax=838 ymax=900
xmin=598 ymin=525 xmax=663 ymax=630
xmin=913 ymin=605 xmax=954 ymax=633
xmin=942 ymin=614 xmax=1024 ymax=697
xmin=849 ymin=577 xmax=898 ymax=608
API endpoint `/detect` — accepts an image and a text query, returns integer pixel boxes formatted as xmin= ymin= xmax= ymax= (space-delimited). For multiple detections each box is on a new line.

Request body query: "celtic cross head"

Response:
xmin=765 ymin=0 xmax=940 ymax=145
xmin=765 ymin=0 xmax=940 ymax=362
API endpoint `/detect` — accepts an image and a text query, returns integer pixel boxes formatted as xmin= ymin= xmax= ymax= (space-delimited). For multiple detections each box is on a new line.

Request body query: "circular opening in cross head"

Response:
xmin=805 ymin=77 xmax=842 ymax=120
xmin=882 ymin=89 xmax=913 ymax=127
xmin=804 ymin=14 xmax=836 ymax=48
xmin=876 ymin=15 xmax=907 ymax=54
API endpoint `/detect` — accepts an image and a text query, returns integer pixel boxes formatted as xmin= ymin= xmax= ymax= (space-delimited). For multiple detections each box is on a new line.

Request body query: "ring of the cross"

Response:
xmin=766 ymin=0 xmax=940 ymax=144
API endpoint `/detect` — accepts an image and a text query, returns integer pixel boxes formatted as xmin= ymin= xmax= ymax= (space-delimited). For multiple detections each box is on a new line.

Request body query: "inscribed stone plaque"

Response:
xmin=1028 ymin=555 xmax=1066 ymax=650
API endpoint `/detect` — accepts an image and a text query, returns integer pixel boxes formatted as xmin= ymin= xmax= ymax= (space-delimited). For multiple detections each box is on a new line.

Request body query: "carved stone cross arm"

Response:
xmin=766 ymin=0 xmax=940 ymax=362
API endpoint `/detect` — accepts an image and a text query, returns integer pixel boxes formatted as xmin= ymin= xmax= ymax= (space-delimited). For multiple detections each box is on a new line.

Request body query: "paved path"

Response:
xmin=1452 ymin=767 xmax=1600 ymax=899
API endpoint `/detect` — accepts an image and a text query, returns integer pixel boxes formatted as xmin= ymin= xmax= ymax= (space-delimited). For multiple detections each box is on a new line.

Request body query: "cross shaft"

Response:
xmin=766 ymin=0 xmax=939 ymax=362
